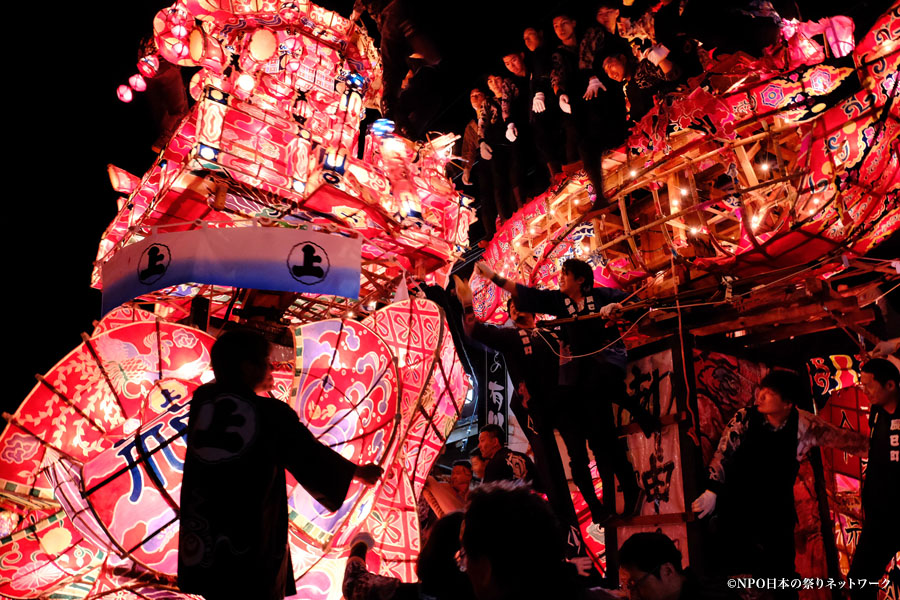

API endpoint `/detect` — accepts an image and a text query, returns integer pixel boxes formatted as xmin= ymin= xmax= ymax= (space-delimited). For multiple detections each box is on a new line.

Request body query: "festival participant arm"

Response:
xmin=692 ymin=407 xmax=751 ymax=518
xmin=474 ymin=262 xmax=568 ymax=317
xmin=454 ymin=274 xmax=520 ymax=354
xmin=796 ymin=409 xmax=869 ymax=458
xmin=277 ymin=402 xmax=381 ymax=512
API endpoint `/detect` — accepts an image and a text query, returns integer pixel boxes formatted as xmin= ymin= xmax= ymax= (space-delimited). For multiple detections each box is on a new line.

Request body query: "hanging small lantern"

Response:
xmin=137 ymin=55 xmax=160 ymax=78
xmin=235 ymin=72 xmax=257 ymax=98
xmin=285 ymin=55 xmax=302 ymax=73
xmin=283 ymin=36 xmax=302 ymax=54
xmin=117 ymin=85 xmax=134 ymax=103
xmin=153 ymin=8 xmax=198 ymax=66
xmin=188 ymin=71 xmax=205 ymax=101
xmin=189 ymin=28 xmax=226 ymax=73
xmin=279 ymin=2 xmax=301 ymax=24
xmin=128 ymin=74 xmax=147 ymax=92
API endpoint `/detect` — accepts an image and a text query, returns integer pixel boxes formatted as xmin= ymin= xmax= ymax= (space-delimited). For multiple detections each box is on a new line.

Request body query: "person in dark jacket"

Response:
xmin=692 ymin=370 xmax=868 ymax=597
xmin=478 ymin=424 xmax=535 ymax=485
xmin=848 ymin=358 xmax=900 ymax=599
xmin=455 ymin=276 xmax=579 ymax=536
xmin=177 ymin=329 xmax=382 ymax=600
xmin=475 ymin=258 xmax=659 ymax=524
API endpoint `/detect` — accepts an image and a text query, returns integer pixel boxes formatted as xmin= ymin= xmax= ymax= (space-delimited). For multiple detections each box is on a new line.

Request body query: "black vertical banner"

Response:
xmin=483 ymin=350 xmax=509 ymax=436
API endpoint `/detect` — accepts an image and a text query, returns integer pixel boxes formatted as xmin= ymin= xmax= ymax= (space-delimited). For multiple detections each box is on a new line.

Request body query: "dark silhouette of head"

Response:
xmin=417 ymin=512 xmax=476 ymax=600
xmin=462 ymin=482 xmax=566 ymax=599
xmin=210 ymin=329 xmax=271 ymax=390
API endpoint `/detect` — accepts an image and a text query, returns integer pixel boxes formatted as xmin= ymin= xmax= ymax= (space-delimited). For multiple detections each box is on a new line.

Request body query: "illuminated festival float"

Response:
xmin=1 ymin=0 xmax=898 ymax=598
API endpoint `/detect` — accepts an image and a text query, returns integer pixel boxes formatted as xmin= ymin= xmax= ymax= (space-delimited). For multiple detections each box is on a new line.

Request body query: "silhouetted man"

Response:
xmin=848 ymin=359 xmax=900 ymax=599
xmin=178 ymin=329 xmax=382 ymax=600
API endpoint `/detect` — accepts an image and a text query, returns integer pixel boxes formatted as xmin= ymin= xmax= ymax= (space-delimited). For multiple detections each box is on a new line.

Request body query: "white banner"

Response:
xmin=101 ymin=227 xmax=361 ymax=314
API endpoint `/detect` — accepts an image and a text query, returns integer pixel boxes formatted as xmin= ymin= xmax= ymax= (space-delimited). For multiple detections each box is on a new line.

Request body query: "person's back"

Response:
xmin=179 ymin=381 xmax=327 ymax=599
xmin=178 ymin=329 xmax=380 ymax=600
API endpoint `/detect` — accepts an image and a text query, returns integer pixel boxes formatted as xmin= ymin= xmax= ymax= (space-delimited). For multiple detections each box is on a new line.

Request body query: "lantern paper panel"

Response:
xmin=362 ymin=299 xmax=445 ymax=425
xmin=288 ymin=318 xmax=400 ymax=549
xmin=92 ymin=306 xmax=159 ymax=336
xmin=0 ymin=318 xmax=209 ymax=504
xmin=288 ymin=529 xmax=353 ymax=600
xmin=0 ymin=509 xmax=106 ymax=599
xmin=359 ymin=460 xmax=421 ymax=582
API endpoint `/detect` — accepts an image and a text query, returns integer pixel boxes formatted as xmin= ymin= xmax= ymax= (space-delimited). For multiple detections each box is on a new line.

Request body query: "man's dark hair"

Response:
xmin=561 ymin=258 xmax=594 ymax=294
xmin=551 ymin=9 xmax=577 ymax=20
xmin=862 ymin=358 xmax=900 ymax=387
xmin=758 ymin=369 xmax=810 ymax=406
xmin=479 ymin=424 xmax=504 ymax=444
xmin=506 ymin=297 xmax=532 ymax=317
xmin=462 ymin=482 xmax=566 ymax=596
xmin=417 ymin=512 xmax=474 ymax=599
xmin=470 ymin=448 xmax=483 ymax=460
xmin=619 ymin=532 xmax=685 ymax=575
xmin=453 ymin=460 xmax=473 ymax=472
xmin=210 ymin=329 xmax=270 ymax=386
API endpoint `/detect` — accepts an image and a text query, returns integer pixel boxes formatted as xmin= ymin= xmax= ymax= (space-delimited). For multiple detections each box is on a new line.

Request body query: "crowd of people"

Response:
xmin=458 ymin=1 xmax=712 ymax=236
xmin=449 ymin=0 xmax=879 ymax=240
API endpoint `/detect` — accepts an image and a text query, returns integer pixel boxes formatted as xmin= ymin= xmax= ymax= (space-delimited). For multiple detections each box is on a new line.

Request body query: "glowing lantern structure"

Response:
xmin=2 ymin=1 xmax=472 ymax=598
xmin=471 ymin=7 xmax=899 ymax=326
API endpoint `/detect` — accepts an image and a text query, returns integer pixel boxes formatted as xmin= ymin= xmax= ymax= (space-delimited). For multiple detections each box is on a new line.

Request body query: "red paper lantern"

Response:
xmin=128 ymin=73 xmax=147 ymax=92
xmin=116 ymin=85 xmax=133 ymax=103
xmin=137 ymin=55 xmax=160 ymax=78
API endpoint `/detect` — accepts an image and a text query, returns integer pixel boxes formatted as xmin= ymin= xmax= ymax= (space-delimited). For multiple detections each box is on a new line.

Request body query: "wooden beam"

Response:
xmin=689 ymin=297 xmax=859 ymax=336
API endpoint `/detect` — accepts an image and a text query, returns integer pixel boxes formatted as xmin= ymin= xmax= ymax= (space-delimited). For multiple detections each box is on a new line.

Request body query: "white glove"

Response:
xmin=480 ymin=141 xmax=493 ymax=160
xmin=505 ymin=122 xmax=518 ymax=142
xmin=583 ymin=76 xmax=605 ymax=100
xmin=692 ymin=490 xmax=717 ymax=518
xmin=598 ymin=302 xmax=622 ymax=318
xmin=559 ymin=94 xmax=572 ymax=114
xmin=532 ymin=91 xmax=546 ymax=113
xmin=871 ymin=339 xmax=899 ymax=358
xmin=462 ymin=167 xmax=472 ymax=186
xmin=647 ymin=44 xmax=670 ymax=66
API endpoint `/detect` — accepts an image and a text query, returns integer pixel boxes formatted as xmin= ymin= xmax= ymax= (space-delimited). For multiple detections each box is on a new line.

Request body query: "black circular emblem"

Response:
xmin=287 ymin=241 xmax=330 ymax=285
xmin=138 ymin=243 xmax=171 ymax=285
xmin=322 ymin=171 xmax=341 ymax=184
